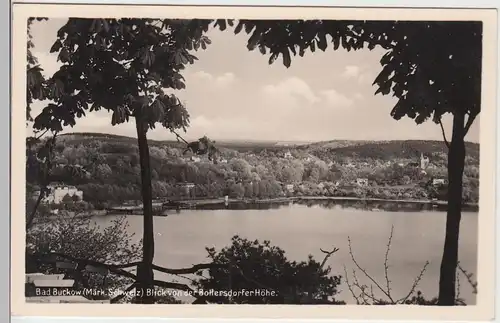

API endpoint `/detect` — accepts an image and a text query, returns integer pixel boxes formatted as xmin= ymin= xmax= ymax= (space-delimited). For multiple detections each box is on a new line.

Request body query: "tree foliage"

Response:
xmin=27 ymin=17 xmax=48 ymax=122
xmin=33 ymin=19 xmax=209 ymax=132
xmin=26 ymin=213 xmax=142 ymax=297
xmin=27 ymin=18 xmax=481 ymax=305
xmin=194 ymin=235 xmax=344 ymax=304
xmin=221 ymin=19 xmax=481 ymax=129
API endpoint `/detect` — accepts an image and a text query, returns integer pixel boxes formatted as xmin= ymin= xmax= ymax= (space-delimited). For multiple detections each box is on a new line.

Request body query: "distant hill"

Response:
xmin=57 ymin=132 xmax=282 ymax=151
xmin=57 ymin=132 xmax=480 ymax=160
xmin=307 ymin=140 xmax=480 ymax=160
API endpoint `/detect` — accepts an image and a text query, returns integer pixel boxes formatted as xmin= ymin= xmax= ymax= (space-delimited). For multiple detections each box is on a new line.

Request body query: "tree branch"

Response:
xmin=383 ymin=225 xmax=394 ymax=300
xmin=319 ymin=247 xmax=339 ymax=268
xmin=439 ymin=119 xmax=450 ymax=149
xmin=34 ymin=129 xmax=49 ymax=140
xmin=457 ymin=262 xmax=478 ymax=294
xmin=152 ymin=262 xmax=226 ymax=275
xmin=31 ymin=252 xmax=217 ymax=303
xmin=26 ymin=189 xmax=45 ymax=230
xmin=397 ymin=261 xmax=429 ymax=303
xmin=33 ymin=252 xmax=141 ymax=275
xmin=463 ymin=112 xmax=478 ymax=136
xmin=347 ymin=236 xmax=395 ymax=303
xmin=26 ymin=132 xmax=59 ymax=230
xmin=170 ymin=129 xmax=189 ymax=145
xmin=343 ymin=265 xmax=361 ymax=304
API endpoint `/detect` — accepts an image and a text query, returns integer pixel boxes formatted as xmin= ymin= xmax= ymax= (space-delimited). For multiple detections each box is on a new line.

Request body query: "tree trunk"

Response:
xmin=135 ymin=113 xmax=155 ymax=304
xmin=438 ymin=112 xmax=466 ymax=305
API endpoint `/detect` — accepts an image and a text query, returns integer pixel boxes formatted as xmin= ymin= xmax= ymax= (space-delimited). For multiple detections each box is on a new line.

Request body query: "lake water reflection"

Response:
xmin=93 ymin=201 xmax=478 ymax=304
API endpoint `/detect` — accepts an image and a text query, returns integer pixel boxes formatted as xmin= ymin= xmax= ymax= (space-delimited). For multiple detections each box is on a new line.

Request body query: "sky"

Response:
xmin=27 ymin=19 xmax=480 ymax=143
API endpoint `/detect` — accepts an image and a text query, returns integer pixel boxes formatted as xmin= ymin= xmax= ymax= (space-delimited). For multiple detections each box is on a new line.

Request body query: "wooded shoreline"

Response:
xmin=103 ymin=196 xmax=479 ymax=215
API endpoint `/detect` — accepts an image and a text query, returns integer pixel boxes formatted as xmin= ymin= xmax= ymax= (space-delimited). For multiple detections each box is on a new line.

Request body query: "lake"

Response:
xmin=92 ymin=202 xmax=478 ymax=304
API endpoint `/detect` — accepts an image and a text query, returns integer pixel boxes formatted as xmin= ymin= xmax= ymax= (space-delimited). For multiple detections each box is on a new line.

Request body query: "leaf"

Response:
xmin=333 ymin=36 xmax=340 ymax=50
xmin=49 ymin=41 xmax=62 ymax=53
xmin=111 ymin=106 xmax=127 ymax=126
xmin=282 ymin=49 xmax=291 ymax=68
xmin=89 ymin=19 xmax=97 ymax=32
xmin=269 ymin=53 xmax=279 ymax=65
xmin=247 ymin=31 xmax=261 ymax=51
xmin=244 ymin=23 xmax=255 ymax=34
xmin=58 ymin=48 xmax=69 ymax=63
xmin=373 ymin=65 xmax=394 ymax=86
xmin=317 ymin=32 xmax=327 ymax=51
xmin=375 ymin=81 xmax=392 ymax=96
xmin=216 ymin=20 xmax=227 ymax=31
xmin=102 ymin=19 xmax=110 ymax=33
xmin=155 ymin=99 xmax=167 ymax=120
xmin=234 ymin=22 xmax=243 ymax=34
xmin=180 ymin=53 xmax=188 ymax=65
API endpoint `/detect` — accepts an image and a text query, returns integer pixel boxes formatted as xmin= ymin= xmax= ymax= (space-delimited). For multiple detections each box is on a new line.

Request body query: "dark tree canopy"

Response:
xmin=32 ymin=19 xmax=228 ymax=134
xmin=194 ymin=236 xmax=344 ymax=304
xmin=220 ymin=19 xmax=481 ymax=132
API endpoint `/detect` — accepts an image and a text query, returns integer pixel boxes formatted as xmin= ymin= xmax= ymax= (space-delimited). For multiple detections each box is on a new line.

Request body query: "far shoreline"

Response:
xmin=103 ymin=196 xmax=479 ymax=215
xmin=32 ymin=196 xmax=479 ymax=224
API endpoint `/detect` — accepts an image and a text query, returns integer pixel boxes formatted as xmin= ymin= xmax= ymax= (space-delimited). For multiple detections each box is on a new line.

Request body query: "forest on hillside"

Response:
xmin=27 ymin=133 xmax=480 ymax=209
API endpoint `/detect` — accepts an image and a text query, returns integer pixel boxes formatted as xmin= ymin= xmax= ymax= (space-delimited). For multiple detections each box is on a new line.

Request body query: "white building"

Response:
xmin=284 ymin=151 xmax=293 ymax=159
xmin=433 ymin=178 xmax=446 ymax=186
xmin=420 ymin=153 xmax=430 ymax=170
xmin=38 ymin=184 xmax=84 ymax=204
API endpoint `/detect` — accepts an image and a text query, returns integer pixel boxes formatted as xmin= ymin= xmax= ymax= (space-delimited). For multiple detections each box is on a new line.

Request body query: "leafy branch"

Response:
xmin=26 ymin=132 xmax=59 ymax=230
xmin=30 ymin=250 xmax=285 ymax=304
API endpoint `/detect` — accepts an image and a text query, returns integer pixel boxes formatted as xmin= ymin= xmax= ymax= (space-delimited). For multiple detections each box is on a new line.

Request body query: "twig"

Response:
xmin=34 ymin=129 xmax=49 ymax=140
xmin=26 ymin=189 xmax=46 ymax=230
xmin=351 ymin=269 xmax=370 ymax=304
xmin=307 ymin=247 xmax=339 ymax=303
xmin=170 ymin=129 xmax=189 ymax=144
xmin=457 ymin=262 xmax=478 ymax=294
xmin=343 ymin=265 xmax=361 ymax=304
xmin=347 ymin=236 xmax=395 ymax=303
xmin=319 ymin=247 xmax=339 ymax=269
xmin=383 ymin=225 xmax=394 ymax=299
xmin=397 ymin=261 xmax=429 ymax=303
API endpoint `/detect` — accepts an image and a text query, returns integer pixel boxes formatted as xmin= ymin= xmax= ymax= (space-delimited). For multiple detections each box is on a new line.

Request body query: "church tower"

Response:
xmin=420 ymin=152 xmax=430 ymax=170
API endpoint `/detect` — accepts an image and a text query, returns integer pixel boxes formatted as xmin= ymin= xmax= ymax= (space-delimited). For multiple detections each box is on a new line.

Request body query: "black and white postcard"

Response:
xmin=11 ymin=4 xmax=497 ymax=321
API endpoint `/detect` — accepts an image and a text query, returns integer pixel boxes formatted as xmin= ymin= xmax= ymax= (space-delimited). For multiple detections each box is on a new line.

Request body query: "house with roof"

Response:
xmin=33 ymin=184 xmax=84 ymax=204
